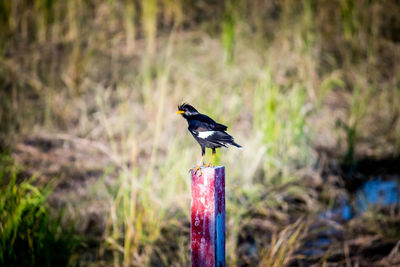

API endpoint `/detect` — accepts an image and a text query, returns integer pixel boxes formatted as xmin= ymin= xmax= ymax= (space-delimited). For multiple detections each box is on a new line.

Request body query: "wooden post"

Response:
xmin=191 ymin=166 xmax=225 ymax=267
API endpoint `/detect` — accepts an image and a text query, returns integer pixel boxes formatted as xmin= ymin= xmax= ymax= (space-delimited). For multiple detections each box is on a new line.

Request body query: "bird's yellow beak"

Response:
xmin=176 ymin=110 xmax=184 ymax=114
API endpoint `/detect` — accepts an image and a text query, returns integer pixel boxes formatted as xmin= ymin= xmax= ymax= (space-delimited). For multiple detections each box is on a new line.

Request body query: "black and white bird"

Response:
xmin=176 ymin=103 xmax=242 ymax=173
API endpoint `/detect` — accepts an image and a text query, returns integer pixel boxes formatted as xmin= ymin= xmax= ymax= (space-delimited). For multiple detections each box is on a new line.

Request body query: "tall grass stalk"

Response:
xmin=343 ymin=83 xmax=371 ymax=163
xmin=222 ymin=0 xmax=236 ymax=64
xmin=142 ymin=0 xmax=158 ymax=57
xmin=124 ymin=1 xmax=136 ymax=53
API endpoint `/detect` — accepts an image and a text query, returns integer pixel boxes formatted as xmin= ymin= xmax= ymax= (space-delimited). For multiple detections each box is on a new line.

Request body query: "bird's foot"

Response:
xmin=189 ymin=166 xmax=202 ymax=175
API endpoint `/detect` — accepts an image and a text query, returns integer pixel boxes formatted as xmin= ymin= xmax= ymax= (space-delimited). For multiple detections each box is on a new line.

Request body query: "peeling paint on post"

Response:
xmin=191 ymin=166 xmax=225 ymax=267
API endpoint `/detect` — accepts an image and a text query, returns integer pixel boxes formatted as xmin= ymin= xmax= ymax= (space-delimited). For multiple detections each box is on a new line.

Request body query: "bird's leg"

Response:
xmin=190 ymin=166 xmax=201 ymax=175
xmin=208 ymin=148 xmax=216 ymax=167
xmin=192 ymin=155 xmax=204 ymax=174
xmin=190 ymin=147 xmax=205 ymax=174
xmin=200 ymin=146 xmax=206 ymax=166
xmin=202 ymin=152 xmax=208 ymax=166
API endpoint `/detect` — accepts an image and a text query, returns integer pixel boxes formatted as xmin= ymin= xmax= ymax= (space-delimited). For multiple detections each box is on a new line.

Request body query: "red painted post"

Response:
xmin=191 ymin=166 xmax=225 ymax=267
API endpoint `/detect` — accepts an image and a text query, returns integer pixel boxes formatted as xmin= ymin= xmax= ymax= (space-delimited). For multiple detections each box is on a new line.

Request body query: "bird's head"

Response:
xmin=176 ymin=103 xmax=199 ymax=118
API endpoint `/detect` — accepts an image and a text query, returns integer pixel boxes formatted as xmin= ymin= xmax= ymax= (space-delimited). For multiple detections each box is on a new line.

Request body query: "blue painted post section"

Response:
xmin=191 ymin=166 xmax=225 ymax=267
xmin=215 ymin=167 xmax=225 ymax=267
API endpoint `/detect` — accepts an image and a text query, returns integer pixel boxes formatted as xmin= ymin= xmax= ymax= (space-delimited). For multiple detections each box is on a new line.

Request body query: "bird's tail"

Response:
xmin=212 ymin=131 xmax=243 ymax=150
xmin=231 ymin=141 xmax=243 ymax=150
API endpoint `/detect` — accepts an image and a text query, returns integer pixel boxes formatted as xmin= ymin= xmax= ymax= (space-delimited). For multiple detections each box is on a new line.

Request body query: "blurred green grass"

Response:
xmin=1 ymin=0 xmax=400 ymax=265
xmin=0 ymin=152 xmax=77 ymax=266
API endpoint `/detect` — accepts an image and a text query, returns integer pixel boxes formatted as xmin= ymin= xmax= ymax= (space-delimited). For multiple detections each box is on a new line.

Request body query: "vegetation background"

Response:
xmin=1 ymin=0 xmax=400 ymax=266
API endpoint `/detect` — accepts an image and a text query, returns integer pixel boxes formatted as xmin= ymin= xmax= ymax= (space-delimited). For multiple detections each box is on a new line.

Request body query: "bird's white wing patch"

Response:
xmin=198 ymin=131 xmax=215 ymax=138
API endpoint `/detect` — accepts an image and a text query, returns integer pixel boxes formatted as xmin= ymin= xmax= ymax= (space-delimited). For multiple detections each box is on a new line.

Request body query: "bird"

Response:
xmin=176 ymin=103 xmax=242 ymax=173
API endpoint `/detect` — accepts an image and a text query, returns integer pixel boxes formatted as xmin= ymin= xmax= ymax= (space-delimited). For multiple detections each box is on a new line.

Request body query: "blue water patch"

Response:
xmin=306 ymin=178 xmax=400 ymax=258
xmin=355 ymin=178 xmax=399 ymax=213
xmin=321 ymin=178 xmax=399 ymax=222
xmin=320 ymin=199 xmax=352 ymax=221
xmin=341 ymin=204 xmax=352 ymax=220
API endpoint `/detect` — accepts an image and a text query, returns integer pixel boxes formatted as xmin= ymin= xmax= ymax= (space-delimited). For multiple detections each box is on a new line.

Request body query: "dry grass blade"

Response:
xmin=258 ymin=218 xmax=308 ymax=267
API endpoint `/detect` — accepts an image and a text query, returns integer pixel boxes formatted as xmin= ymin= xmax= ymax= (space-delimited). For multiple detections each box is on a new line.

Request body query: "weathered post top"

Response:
xmin=191 ymin=166 xmax=225 ymax=267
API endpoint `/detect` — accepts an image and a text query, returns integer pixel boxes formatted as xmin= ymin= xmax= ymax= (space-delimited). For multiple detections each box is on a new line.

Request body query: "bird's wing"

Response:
xmin=194 ymin=114 xmax=228 ymax=131
xmin=193 ymin=126 xmax=216 ymax=138
xmin=200 ymin=130 xmax=235 ymax=147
